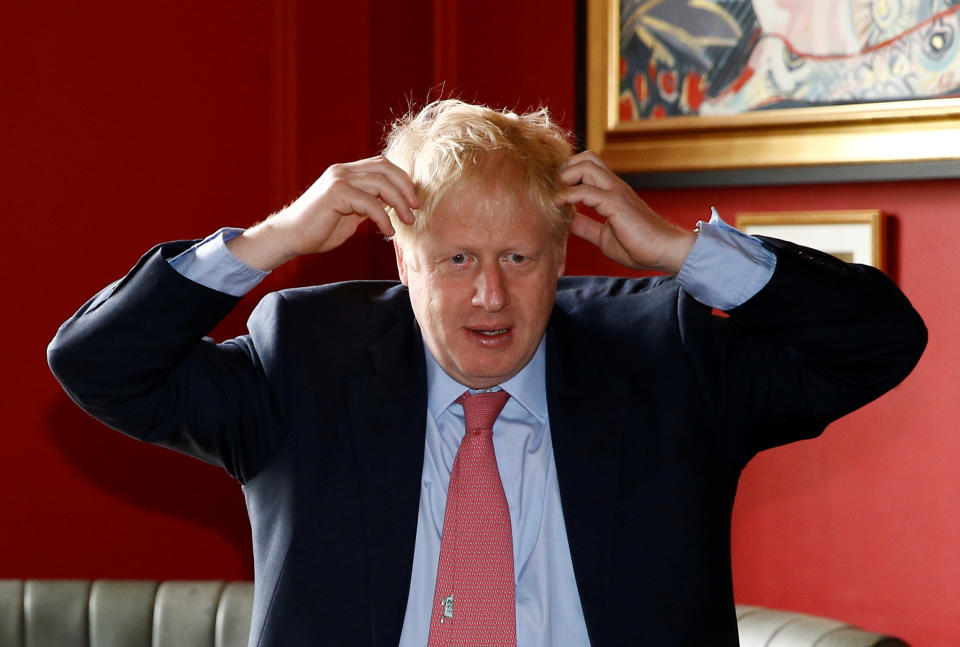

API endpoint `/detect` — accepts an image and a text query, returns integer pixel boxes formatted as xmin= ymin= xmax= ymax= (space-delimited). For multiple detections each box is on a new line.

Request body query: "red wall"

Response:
xmin=4 ymin=1 xmax=956 ymax=644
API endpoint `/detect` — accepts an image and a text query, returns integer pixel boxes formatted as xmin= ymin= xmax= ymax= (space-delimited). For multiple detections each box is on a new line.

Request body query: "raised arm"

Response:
xmin=228 ymin=155 xmax=418 ymax=270
xmin=558 ymin=150 xmax=926 ymax=463
xmin=47 ymin=156 xmax=418 ymax=482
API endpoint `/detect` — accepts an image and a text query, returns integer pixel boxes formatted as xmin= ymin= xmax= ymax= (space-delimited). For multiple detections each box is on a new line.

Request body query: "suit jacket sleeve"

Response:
xmin=47 ymin=241 xmax=287 ymax=483
xmin=687 ymin=236 xmax=927 ymax=464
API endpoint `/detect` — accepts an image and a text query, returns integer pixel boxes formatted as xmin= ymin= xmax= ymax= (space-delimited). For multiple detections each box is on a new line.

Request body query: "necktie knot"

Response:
xmin=456 ymin=390 xmax=510 ymax=434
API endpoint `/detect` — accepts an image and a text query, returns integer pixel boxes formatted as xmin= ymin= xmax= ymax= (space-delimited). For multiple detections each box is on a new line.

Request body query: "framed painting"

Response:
xmin=586 ymin=0 xmax=960 ymax=174
xmin=735 ymin=210 xmax=885 ymax=270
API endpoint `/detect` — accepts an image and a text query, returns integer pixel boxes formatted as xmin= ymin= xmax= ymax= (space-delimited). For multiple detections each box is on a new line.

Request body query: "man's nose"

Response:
xmin=472 ymin=264 xmax=508 ymax=311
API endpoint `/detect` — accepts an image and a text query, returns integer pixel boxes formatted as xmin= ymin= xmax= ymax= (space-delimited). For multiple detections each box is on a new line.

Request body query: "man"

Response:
xmin=49 ymin=100 xmax=926 ymax=646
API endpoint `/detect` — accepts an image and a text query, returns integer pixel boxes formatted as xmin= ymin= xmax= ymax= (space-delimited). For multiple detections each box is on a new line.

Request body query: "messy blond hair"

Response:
xmin=383 ymin=99 xmax=574 ymax=246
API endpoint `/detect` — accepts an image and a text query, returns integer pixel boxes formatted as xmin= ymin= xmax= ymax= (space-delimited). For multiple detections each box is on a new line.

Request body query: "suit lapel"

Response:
xmin=348 ymin=309 xmax=427 ymax=647
xmin=546 ymin=308 xmax=628 ymax=646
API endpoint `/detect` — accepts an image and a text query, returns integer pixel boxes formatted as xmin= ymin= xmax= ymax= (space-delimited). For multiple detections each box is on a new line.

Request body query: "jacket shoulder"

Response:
xmin=554 ymin=275 xmax=693 ymax=329
xmin=242 ymin=281 xmax=415 ymax=372
xmin=251 ymin=280 xmax=410 ymax=330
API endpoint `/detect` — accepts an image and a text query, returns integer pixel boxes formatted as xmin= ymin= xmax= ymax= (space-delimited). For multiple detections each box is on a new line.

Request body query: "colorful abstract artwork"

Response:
xmin=619 ymin=0 xmax=960 ymax=120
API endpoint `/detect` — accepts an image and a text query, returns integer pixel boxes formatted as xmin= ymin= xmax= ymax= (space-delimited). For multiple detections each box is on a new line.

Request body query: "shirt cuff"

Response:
xmin=676 ymin=208 xmax=777 ymax=310
xmin=168 ymin=228 xmax=269 ymax=297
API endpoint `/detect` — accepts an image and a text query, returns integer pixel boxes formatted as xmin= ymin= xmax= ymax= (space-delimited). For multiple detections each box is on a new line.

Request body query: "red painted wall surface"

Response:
xmin=4 ymin=1 xmax=956 ymax=644
xmin=5 ymin=1 xmax=277 ymax=580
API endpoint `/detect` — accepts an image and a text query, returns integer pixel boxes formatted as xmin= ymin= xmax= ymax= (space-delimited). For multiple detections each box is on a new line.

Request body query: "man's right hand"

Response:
xmin=227 ymin=156 xmax=418 ymax=271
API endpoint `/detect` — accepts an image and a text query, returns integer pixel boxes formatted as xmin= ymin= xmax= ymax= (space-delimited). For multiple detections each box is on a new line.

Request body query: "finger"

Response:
xmin=560 ymin=184 xmax=624 ymax=217
xmin=355 ymin=170 xmax=417 ymax=225
xmin=571 ymin=212 xmax=635 ymax=268
xmin=560 ymin=158 xmax=620 ymax=191
xmin=348 ymin=172 xmax=417 ymax=225
xmin=562 ymin=151 xmax=599 ymax=173
xmin=347 ymin=156 xmax=419 ymax=210
xmin=337 ymin=185 xmax=396 ymax=238
xmin=563 ymin=149 xmax=607 ymax=168
xmin=569 ymin=211 xmax=603 ymax=247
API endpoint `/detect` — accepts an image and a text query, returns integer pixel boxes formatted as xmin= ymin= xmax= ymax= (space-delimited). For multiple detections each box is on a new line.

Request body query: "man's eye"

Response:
xmin=507 ymin=253 xmax=526 ymax=264
xmin=450 ymin=254 xmax=467 ymax=265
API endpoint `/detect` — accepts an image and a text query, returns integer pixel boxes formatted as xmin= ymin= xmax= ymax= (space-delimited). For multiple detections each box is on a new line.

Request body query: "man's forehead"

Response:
xmin=439 ymin=179 xmax=530 ymax=207
xmin=430 ymin=182 xmax=545 ymax=225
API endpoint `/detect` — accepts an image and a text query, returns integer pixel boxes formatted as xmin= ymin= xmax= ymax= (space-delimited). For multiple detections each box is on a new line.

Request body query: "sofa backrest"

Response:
xmin=0 ymin=580 xmax=910 ymax=647
xmin=736 ymin=605 xmax=909 ymax=647
xmin=0 ymin=580 xmax=252 ymax=647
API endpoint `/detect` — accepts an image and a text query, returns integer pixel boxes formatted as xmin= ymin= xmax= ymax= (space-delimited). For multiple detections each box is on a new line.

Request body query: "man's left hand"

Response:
xmin=560 ymin=151 xmax=696 ymax=274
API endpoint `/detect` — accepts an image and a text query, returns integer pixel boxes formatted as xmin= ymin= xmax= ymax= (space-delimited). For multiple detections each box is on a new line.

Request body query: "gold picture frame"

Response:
xmin=586 ymin=0 xmax=960 ymax=174
xmin=735 ymin=210 xmax=885 ymax=270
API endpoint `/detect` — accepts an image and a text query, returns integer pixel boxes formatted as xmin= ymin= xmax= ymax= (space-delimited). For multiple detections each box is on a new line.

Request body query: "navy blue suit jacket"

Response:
xmin=49 ymin=237 xmax=925 ymax=646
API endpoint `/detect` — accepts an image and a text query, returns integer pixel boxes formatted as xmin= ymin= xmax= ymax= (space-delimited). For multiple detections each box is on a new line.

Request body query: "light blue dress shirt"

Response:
xmin=396 ymin=339 xmax=591 ymax=646
xmin=169 ymin=208 xmax=775 ymax=645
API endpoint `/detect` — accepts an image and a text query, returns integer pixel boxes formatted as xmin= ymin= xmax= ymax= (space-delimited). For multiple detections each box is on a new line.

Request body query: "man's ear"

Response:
xmin=555 ymin=235 xmax=568 ymax=279
xmin=394 ymin=240 xmax=409 ymax=286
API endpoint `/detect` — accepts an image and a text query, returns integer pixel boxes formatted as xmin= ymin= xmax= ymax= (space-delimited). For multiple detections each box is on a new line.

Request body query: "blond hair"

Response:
xmin=383 ymin=99 xmax=574 ymax=245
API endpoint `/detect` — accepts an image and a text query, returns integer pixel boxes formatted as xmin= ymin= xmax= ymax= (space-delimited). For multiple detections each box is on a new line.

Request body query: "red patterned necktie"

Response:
xmin=427 ymin=389 xmax=516 ymax=647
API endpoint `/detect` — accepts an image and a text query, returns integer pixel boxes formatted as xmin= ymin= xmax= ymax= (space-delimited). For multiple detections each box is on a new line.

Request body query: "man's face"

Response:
xmin=395 ymin=183 xmax=566 ymax=389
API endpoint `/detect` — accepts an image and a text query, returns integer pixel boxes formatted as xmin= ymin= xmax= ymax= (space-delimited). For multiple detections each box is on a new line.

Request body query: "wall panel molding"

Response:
xmin=271 ymin=0 xmax=299 ymax=209
xmin=432 ymin=0 xmax=459 ymax=90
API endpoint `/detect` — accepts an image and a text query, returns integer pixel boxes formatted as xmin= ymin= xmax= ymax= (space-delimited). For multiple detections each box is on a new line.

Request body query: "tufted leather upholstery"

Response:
xmin=0 ymin=580 xmax=252 ymax=647
xmin=736 ymin=605 xmax=909 ymax=647
xmin=0 ymin=580 xmax=909 ymax=647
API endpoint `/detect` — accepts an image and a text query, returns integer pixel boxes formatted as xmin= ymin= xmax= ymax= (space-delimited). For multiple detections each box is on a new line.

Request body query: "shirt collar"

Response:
xmin=424 ymin=336 xmax=548 ymax=422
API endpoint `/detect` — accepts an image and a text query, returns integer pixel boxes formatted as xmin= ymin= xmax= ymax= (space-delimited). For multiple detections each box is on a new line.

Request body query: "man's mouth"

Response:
xmin=476 ymin=329 xmax=509 ymax=336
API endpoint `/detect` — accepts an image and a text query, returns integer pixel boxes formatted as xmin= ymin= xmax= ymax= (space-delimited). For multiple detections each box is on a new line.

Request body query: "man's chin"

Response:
xmin=448 ymin=356 xmax=530 ymax=390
